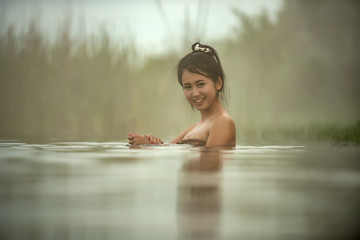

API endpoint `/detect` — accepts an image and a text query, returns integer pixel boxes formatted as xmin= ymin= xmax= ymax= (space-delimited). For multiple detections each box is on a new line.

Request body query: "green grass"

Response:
xmin=236 ymin=122 xmax=360 ymax=146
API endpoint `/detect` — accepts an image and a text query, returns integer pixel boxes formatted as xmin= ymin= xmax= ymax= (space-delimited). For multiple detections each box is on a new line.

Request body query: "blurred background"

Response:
xmin=0 ymin=0 xmax=359 ymax=143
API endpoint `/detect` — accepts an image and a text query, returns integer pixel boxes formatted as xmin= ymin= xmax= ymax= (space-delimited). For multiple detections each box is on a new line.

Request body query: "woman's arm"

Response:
xmin=128 ymin=133 xmax=163 ymax=146
xmin=129 ymin=122 xmax=198 ymax=146
xmin=206 ymin=116 xmax=236 ymax=147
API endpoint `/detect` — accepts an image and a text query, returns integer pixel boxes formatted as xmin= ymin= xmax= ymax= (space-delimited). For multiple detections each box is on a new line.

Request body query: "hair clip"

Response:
xmin=193 ymin=43 xmax=212 ymax=53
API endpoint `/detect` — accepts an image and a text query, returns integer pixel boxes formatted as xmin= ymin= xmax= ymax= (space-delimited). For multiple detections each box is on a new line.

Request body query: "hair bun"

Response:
xmin=192 ymin=42 xmax=212 ymax=53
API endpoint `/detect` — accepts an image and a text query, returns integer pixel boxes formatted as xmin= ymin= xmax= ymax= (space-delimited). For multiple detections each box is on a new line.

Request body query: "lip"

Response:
xmin=192 ymin=97 xmax=205 ymax=105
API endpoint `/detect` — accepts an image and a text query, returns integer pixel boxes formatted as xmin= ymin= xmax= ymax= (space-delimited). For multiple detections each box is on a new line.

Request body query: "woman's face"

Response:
xmin=181 ymin=69 xmax=222 ymax=111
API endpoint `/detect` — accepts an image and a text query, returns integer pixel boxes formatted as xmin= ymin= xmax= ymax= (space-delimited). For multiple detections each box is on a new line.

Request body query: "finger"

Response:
xmin=142 ymin=134 xmax=149 ymax=143
xmin=130 ymin=139 xmax=138 ymax=145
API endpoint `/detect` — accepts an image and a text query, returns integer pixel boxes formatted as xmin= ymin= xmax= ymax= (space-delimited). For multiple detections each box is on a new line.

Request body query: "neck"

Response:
xmin=200 ymin=97 xmax=224 ymax=121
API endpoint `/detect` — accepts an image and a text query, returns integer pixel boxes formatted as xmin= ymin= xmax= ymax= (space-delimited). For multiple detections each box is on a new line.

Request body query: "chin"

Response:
xmin=193 ymin=104 xmax=208 ymax=111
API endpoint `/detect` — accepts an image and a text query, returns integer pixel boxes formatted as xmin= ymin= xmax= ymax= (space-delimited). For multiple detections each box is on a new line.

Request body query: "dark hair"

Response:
xmin=177 ymin=42 xmax=226 ymax=102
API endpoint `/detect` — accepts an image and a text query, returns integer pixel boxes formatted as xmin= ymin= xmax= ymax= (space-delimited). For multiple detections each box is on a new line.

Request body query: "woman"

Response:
xmin=128 ymin=42 xmax=236 ymax=147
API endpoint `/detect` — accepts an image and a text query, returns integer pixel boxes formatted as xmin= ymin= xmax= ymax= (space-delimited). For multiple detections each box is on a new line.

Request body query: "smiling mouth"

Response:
xmin=193 ymin=98 xmax=205 ymax=104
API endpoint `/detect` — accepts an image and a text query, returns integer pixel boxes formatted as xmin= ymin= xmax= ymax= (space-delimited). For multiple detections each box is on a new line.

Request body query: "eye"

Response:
xmin=197 ymin=82 xmax=205 ymax=87
xmin=183 ymin=85 xmax=191 ymax=90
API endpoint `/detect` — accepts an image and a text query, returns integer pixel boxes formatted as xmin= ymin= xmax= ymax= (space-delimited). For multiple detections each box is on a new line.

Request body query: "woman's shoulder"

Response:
xmin=208 ymin=112 xmax=236 ymax=135
xmin=206 ymin=112 xmax=236 ymax=147
xmin=213 ymin=112 xmax=235 ymax=128
xmin=210 ymin=112 xmax=236 ymax=135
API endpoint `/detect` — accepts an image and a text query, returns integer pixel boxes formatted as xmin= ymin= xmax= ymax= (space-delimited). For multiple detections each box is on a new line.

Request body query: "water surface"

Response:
xmin=0 ymin=141 xmax=359 ymax=239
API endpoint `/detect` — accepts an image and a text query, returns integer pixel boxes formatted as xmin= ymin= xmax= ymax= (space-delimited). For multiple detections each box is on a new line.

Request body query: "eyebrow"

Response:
xmin=183 ymin=80 xmax=205 ymax=85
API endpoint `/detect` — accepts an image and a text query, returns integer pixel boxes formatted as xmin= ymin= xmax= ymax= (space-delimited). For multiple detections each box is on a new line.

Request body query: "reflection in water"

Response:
xmin=0 ymin=142 xmax=359 ymax=239
xmin=177 ymin=149 xmax=222 ymax=240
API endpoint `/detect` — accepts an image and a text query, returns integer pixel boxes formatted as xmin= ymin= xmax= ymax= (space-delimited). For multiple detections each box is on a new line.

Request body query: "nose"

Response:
xmin=192 ymin=87 xmax=200 ymax=97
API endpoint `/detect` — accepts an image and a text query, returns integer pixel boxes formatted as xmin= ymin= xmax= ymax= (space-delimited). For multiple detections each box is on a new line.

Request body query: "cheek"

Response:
xmin=183 ymin=90 xmax=191 ymax=99
xmin=204 ymin=85 xmax=217 ymax=95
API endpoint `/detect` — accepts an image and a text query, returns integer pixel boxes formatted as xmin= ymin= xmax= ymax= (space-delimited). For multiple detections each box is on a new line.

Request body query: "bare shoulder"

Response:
xmin=207 ymin=112 xmax=236 ymax=147
xmin=212 ymin=112 xmax=236 ymax=130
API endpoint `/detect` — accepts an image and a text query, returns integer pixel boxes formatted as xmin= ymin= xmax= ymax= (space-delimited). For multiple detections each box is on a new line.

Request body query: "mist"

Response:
xmin=0 ymin=0 xmax=359 ymax=144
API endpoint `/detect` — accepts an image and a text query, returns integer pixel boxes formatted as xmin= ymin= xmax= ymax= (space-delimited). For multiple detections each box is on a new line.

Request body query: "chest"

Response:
xmin=183 ymin=122 xmax=211 ymax=141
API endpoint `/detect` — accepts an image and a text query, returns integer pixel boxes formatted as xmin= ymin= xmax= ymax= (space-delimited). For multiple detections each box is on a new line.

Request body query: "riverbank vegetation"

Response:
xmin=238 ymin=122 xmax=360 ymax=146
xmin=0 ymin=0 xmax=359 ymax=145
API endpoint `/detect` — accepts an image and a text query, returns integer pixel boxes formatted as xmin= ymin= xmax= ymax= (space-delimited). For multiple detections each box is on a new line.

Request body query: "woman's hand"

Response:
xmin=144 ymin=134 xmax=163 ymax=145
xmin=128 ymin=133 xmax=163 ymax=146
